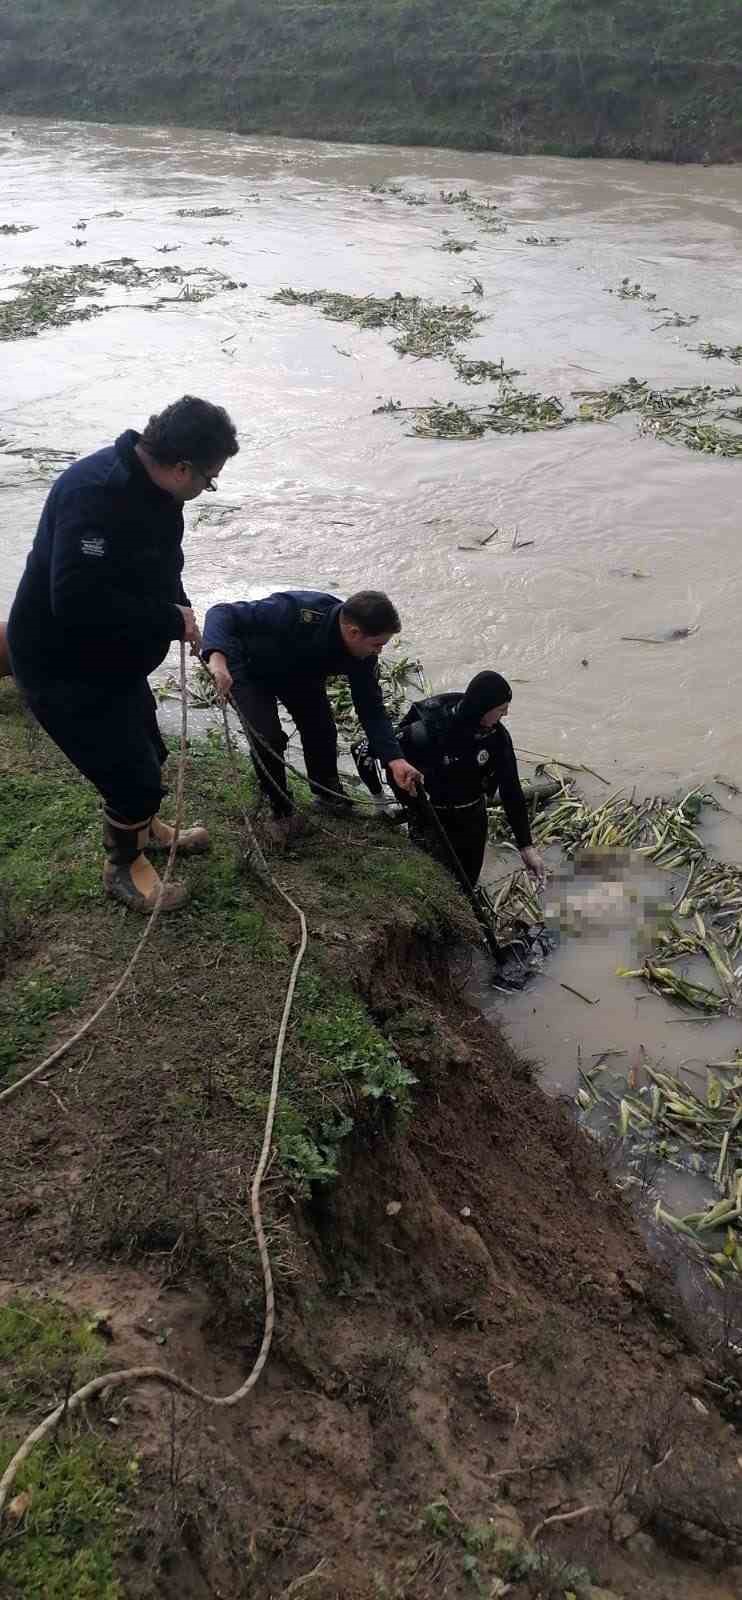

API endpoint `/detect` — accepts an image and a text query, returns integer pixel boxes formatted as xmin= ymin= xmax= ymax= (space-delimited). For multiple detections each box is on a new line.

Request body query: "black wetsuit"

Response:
xmin=395 ymin=692 xmax=532 ymax=886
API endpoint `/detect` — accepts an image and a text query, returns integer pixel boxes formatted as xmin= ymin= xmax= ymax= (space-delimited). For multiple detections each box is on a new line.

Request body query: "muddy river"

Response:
xmin=2 ymin=117 xmax=742 ymax=1223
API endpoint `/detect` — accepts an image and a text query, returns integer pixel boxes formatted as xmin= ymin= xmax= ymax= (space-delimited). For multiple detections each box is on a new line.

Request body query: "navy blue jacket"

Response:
xmin=203 ymin=590 xmax=403 ymax=764
xmin=7 ymin=429 xmax=188 ymax=686
xmin=398 ymin=692 xmax=532 ymax=846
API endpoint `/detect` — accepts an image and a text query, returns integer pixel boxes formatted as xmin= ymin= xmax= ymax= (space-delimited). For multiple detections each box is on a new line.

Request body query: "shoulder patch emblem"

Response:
xmin=80 ymin=536 xmax=105 ymax=558
xmin=477 ymin=748 xmax=490 ymax=766
xmin=300 ymin=607 xmax=322 ymax=624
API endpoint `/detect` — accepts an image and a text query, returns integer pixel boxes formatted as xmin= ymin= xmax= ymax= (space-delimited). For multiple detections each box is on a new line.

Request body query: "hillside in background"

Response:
xmin=0 ymin=0 xmax=741 ymax=160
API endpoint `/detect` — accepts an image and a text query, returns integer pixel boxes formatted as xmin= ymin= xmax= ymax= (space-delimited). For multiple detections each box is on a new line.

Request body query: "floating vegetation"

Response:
xmin=0 ymin=260 xmax=245 ymax=341
xmin=272 ymin=287 xmax=484 ymax=361
xmin=174 ymin=206 xmax=236 ymax=218
xmin=440 ymin=236 xmax=477 ymax=253
xmin=327 ymin=652 xmax=427 ymax=742
xmin=573 ymin=378 xmax=742 ymax=458
xmin=155 ymin=244 xmax=180 ymax=254
xmin=439 ymin=188 xmax=507 ymax=234
xmin=609 ymin=277 xmax=657 ymax=301
xmin=519 ymin=234 xmax=567 ymax=246
xmin=368 ymin=182 xmax=427 ymax=206
xmin=206 ymin=235 xmax=231 ymax=245
xmin=95 ymin=209 xmax=124 ymax=218
xmin=643 ymin=416 xmax=742 ymax=457
xmin=695 ymin=341 xmax=742 ymax=363
xmin=453 ymin=356 xmax=521 ymax=385
xmin=651 ymin=310 xmax=699 ymax=330
xmin=404 ymin=391 xmax=571 ymax=439
xmin=372 ymin=397 xmax=404 ymax=414
xmin=468 ymin=276 xmax=484 ymax=298
xmin=0 ymin=223 xmax=35 ymax=235
xmin=610 ymin=1064 xmax=742 ymax=1286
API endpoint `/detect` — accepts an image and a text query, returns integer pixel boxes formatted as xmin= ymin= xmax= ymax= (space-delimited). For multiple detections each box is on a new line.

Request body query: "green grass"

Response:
xmin=0 ymin=1435 xmax=134 ymax=1600
xmin=0 ymin=1298 xmax=132 ymax=1600
xmin=0 ymin=970 xmax=88 ymax=1082
xmin=0 ymin=1297 xmax=108 ymax=1415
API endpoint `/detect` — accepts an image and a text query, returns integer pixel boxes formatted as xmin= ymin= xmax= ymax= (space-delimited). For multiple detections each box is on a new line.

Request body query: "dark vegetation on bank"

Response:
xmin=0 ymin=0 xmax=741 ymax=162
xmin=2 ymin=686 xmax=742 ymax=1596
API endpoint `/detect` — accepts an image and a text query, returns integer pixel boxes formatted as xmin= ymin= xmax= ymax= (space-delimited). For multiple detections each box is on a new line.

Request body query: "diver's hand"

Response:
xmin=520 ymin=845 xmax=546 ymax=884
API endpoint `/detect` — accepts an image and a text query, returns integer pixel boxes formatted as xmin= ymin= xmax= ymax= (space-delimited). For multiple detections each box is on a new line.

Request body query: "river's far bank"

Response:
xmin=1 ymin=679 xmax=742 ymax=1599
xmin=1 ymin=0 xmax=742 ymax=164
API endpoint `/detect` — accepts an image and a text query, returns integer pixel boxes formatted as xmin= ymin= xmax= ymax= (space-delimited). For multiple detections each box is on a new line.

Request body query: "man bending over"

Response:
xmin=203 ymin=589 xmax=421 ymax=841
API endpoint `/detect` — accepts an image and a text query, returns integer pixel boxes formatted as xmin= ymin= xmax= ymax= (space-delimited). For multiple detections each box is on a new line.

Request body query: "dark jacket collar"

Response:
xmin=114 ymin=430 xmax=178 ymax=507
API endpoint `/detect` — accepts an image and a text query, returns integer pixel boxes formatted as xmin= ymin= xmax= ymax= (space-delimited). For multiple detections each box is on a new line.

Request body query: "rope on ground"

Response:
xmin=0 ymin=643 xmax=189 ymax=1108
xmin=0 ymin=646 xmax=309 ymax=1518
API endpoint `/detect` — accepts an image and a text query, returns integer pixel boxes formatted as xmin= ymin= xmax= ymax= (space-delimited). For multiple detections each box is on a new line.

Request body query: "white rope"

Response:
xmin=0 ymin=643 xmax=309 ymax=1515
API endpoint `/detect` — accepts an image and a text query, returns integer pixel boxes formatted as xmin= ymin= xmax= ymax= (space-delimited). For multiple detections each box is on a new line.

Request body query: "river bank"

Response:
xmin=1 ymin=0 xmax=741 ymax=163
xmin=2 ymin=681 xmax=742 ymax=1598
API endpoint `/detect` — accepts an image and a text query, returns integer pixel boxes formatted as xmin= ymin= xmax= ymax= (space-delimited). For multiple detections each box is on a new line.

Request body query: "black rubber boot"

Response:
xmin=102 ymin=814 xmax=188 ymax=913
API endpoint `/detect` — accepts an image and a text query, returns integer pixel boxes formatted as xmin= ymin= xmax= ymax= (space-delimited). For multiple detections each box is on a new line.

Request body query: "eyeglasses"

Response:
xmin=185 ymin=462 xmax=218 ymax=492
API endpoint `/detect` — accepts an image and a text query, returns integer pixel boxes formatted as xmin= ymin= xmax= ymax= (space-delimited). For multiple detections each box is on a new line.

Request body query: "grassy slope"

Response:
xmin=2 ymin=679 xmax=742 ymax=1597
xmin=0 ymin=0 xmax=741 ymax=160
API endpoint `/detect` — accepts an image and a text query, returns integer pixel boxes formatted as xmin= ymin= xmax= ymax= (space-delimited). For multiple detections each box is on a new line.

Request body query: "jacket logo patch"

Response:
xmin=300 ymin=608 xmax=322 ymax=624
xmin=477 ymin=748 xmax=490 ymax=766
xmin=80 ymin=536 xmax=105 ymax=558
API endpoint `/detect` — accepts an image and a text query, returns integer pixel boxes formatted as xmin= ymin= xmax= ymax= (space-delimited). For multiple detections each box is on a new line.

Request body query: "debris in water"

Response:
xmin=368 ymin=182 xmax=428 ymax=206
xmin=608 ymin=278 xmax=657 ymax=302
xmin=621 ymin=626 xmax=699 ymax=644
xmin=273 ymin=287 xmax=484 ymax=361
xmin=174 ymin=206 xmax=237 ymax=218
xmin=0 ymin=223 xmax=35 ymax=235
xmin=519 ymin=234 xmax=568 ymax=246
xmin=453 ymin=356 xmax=521 ymax=384
xmin=651 ymin=311 xmax=699 ymax=330
xmin=406 ymin=391 xmax=570 ymax=439
xmin=440 ymin=236 xmax=477 ymax=253
xmin=0 ymin=260 xmax=246 ymax=341
xmin=695 ymin=342 xmax=742 ymax=363
xmin=439 ymin=189 xmax=507 ymax=234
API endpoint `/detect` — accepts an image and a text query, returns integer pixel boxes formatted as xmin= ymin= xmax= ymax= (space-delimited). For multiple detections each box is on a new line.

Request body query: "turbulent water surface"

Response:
xmin=2 ymin=116 xmax=742 ymax=1143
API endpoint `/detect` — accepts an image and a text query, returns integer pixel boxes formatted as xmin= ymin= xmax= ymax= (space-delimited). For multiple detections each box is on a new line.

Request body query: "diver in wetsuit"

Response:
xmin=388 ymin=670 xmax=546 ymax=888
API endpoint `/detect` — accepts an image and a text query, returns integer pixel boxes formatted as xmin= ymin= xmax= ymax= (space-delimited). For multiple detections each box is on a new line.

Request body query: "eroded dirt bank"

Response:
xmin=1 ymin=681 xmax=741 ymax=1598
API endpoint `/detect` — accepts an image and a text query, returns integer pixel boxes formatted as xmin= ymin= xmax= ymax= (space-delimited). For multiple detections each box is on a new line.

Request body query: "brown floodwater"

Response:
xmin=2 ymin=117 xmax=742 ymax=1218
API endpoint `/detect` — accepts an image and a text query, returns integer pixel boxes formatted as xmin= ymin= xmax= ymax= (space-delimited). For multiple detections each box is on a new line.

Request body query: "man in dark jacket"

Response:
xmin=389 ymin=670 xmax=545 ymax=888
xmin=202 ymin=589 xmax=422 ymax=839
xmin=7 ymin=395 xmax=239 ymax=913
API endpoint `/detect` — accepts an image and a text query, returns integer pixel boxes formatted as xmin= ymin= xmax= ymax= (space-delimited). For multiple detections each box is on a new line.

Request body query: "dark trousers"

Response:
xmin=232 ymin=677 xmax=341 ymax=815
xmin=16 ymin=672 xmax=168 ymax=825
xmin=406 ymin=795 xmax=489 ymax=888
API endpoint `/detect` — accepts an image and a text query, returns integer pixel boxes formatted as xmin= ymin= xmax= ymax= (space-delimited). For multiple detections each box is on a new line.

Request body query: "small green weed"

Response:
xmin=0 ymin=971 xmax=87 ymax=1082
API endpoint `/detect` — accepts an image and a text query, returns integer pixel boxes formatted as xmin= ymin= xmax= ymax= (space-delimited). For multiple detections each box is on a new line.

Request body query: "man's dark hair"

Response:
xmin=140 ymin=396 xmax=239 ymax=469
xmin=341 ymin=591 xmax=400 ymax=636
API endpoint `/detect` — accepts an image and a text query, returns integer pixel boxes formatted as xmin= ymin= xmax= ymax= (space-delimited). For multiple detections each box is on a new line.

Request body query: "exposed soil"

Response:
xmin=1 ymin=687 xmax=742 ymax=1597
